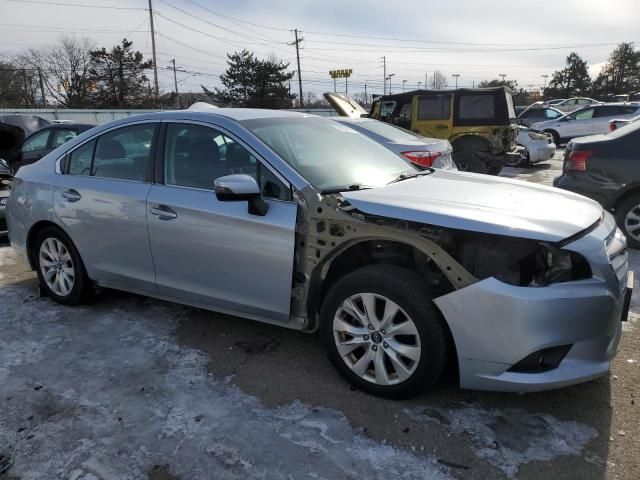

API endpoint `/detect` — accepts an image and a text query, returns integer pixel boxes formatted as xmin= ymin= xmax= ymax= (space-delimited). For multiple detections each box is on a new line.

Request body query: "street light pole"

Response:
xmin=387 ymin=73 xmax=395 ymax=94
xmin=402 ymin=80 xmax=407 ymax=92
xmin=452 ymin=73 xmax=460 ymax=89
xmin=499 ymin=73 xmax=507 ymax=84
xmin=418 ymin=81 xmax=422 ymax=90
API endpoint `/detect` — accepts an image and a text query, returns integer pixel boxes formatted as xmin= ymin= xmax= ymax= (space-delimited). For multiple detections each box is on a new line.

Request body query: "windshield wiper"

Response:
xmin=387 ymin=170 xmax=432 ymax=185
xmin=320 ymin=184 xmax=370 ymax=194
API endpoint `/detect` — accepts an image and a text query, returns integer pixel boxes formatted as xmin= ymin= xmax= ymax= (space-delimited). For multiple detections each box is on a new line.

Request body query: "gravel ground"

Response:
xmin=0 ymin=149 xmax=638 ymax=479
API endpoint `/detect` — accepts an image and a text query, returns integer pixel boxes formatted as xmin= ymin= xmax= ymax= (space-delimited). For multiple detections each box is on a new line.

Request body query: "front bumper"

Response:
xmin=434 ymin=213 xmax=630 ymax=392
xmin=528 ymin=141 xmax=556 ymax=163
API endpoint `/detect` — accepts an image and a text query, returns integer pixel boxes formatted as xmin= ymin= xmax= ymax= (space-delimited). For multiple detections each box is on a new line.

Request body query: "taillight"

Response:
xmin=609 ymin=122 xmax=617 ymax=132
xmin=566 ymin=150 xmax=592 ymax=171
xmin=401 ymin=151 xmax=441 ymax=168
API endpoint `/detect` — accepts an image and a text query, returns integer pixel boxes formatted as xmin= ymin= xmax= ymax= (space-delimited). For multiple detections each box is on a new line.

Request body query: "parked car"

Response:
xmin=366 ymin=87 xmax=521 ymax=175
xmin=554 ymin=120 xmax=640 ymax=248
xmin=531 ymin=103 xmax=640 ymax=145
xmin=550 ymin=97 xmax=602 ymax=112
xmin=13 ymin=123 xmax=95 ymax=171
xmin=324 ymin=93 xmax=455 ymax=170
xmin=510 ymin=127 xmax=556 ymax=167
xmin=609 ymin=114 xmax=640 ymax=131
xmin=543 ymin=99 xmax=566 ymax=106
xmin=0 ymin=122 xmax=22 ymax=236
xmin=7 ymin=110 xmax=631 ymax=398
xmin=517 ymin=104 xmax=564 ymax=127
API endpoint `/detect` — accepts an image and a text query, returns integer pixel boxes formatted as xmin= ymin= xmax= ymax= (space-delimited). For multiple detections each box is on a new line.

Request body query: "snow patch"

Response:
xmin=404 ymin=404 xmax=598 ymax=478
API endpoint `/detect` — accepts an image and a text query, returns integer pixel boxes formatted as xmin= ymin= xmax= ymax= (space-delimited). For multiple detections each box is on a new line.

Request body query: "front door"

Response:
xmin=411 ymin=93 xmax=453 ymax=139
xmin=562 ymin=107 xmax=597 ymax=138
xmin=53 ymin=122 xmax=158 ymax=292
xmin=147 ymin=122 xmax=297 ymax=323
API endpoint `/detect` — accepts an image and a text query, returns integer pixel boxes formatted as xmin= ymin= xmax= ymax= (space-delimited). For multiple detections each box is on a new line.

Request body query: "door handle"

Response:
xmin=150 ymin=205 xmax=177 ymax=220
xmin=61 ymin=189 xmax=81 ymax=202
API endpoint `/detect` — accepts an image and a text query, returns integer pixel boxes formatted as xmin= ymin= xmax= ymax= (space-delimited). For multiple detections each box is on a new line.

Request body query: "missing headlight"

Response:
xmin=524 ymin=243 xmax=591 ymax=286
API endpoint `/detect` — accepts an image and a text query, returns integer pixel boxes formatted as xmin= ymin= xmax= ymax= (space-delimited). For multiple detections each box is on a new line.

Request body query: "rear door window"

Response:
xmin=459 ymin=95 xmax=495 ymax=119
xmin=51 ymin=129 xmax=78 ymax=148
xmin=417 ymin=94 xmax=451 ymax=120
xmin=91 ymin=124 xmax=157 ymax=181
xmin=68 ymin=140 xmax=95 ymax=176
xmin=570 ymin=108 xmax=595 ymax=120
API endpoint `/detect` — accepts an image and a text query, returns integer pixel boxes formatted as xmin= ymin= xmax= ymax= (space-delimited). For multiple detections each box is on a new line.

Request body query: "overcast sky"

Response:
xmin=1 ymin=0 xmax=639 ymax=98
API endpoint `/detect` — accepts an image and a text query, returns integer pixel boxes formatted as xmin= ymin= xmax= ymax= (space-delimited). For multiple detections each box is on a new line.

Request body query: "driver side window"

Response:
xmin=164 ymin=123 xmax=291 ymax=200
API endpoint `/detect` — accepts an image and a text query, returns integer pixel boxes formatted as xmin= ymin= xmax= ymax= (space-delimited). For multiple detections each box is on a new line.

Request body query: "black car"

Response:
xmin=0 ymin=122 xmax=23 ymax=235
xmin=517 ymin=104 xmax=564 ymax=127
xmin=553 ymin=120 xmax=640 ymax=247
xmin=14 ymin=123 xmax=95 ymax=171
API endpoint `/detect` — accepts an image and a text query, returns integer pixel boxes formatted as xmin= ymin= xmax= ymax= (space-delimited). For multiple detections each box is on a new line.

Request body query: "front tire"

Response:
xmin=34 ymin=226 xmax=92 ymax=305
xmin=615 ymin=194 xmax=640 ymax=249
xmin=320 ymin=265 xmax=449 ymax=399
xmin=545 ymin=130 xmax=560 ymax=146
xmin=452 ymin=151 xmax=489 ymax=174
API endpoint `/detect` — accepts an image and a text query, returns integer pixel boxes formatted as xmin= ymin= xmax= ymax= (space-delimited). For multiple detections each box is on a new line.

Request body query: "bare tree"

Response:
xmin=430 ymin=70 xmax=448 ymax=90
xmin=25 ymin=36 xmax=95 ymax=108
xmin=0 ymin=55 xmax=40 ymax=107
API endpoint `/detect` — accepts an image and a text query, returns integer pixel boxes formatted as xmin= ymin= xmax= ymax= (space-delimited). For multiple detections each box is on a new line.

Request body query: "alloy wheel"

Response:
xmin=332 ymin=293 xmax=421 ymax=386
xmin=624 ymin=205 xmax=640 ymax=243
xmin=39 ymin=237 xmax=75 ymax=297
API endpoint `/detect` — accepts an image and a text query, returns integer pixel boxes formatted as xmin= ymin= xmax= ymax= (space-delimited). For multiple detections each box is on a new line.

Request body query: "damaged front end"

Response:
xmin=291 ymin=187 xmax=628 ymax=392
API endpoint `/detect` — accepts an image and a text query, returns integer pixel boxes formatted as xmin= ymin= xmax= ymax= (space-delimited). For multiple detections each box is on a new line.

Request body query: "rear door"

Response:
xmin=411 ymin=92 xmax=453 ymax=139
xmin=53 ymin=121 xmax=158 ymax=293
xmin=146 ymin=121 xmax=297 ymax=323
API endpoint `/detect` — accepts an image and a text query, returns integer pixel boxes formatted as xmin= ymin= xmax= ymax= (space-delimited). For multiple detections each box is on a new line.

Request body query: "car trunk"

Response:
xmin=323 ymin=92 xmax=369 ymax=119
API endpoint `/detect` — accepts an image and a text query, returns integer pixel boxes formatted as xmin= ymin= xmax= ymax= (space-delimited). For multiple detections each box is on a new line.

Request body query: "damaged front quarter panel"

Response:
xmin=290 ymin=185 xmax=478 ymax=331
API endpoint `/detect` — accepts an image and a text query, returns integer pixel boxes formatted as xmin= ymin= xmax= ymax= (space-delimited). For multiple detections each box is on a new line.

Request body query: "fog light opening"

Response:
xmin=507 ymin=345 xmax=573 ymax=373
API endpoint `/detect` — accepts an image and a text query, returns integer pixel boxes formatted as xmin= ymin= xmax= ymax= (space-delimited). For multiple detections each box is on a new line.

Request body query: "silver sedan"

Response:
xmin=6 ymin=109 xmax=631 ymax=398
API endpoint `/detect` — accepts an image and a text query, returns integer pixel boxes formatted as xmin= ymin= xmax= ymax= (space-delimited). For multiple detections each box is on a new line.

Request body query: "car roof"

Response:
xmin=180 ymin=106 xmax=315 ymax=121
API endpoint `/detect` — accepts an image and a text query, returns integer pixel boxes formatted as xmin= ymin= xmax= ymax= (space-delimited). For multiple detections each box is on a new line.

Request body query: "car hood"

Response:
xmin=341 ymin=170 xmax=603 ymax=242
xmin=0 ymin=122 xmax=25 ymax=163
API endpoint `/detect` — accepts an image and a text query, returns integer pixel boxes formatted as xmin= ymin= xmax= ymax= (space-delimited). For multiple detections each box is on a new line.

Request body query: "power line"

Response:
xmin=1 ymin=0 xmax=145 ymax=10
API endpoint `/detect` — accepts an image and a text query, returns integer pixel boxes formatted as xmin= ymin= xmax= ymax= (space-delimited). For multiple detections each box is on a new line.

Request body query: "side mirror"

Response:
xmin=214 ymin=174 xmax=268 ymax=216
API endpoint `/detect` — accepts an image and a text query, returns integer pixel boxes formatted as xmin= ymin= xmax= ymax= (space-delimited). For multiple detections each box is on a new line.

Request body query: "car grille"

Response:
xmin=606 ymin=227 xmax=628 ymax=283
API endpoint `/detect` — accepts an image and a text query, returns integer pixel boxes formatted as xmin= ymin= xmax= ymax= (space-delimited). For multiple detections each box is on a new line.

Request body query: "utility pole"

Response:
xmin=425 ymin=72 xmax=428 ymax=89
xmin=171 ymin=59 xmax=179 ymax=109
xmin=37 ymin=67 xmax=46 ymax=106
xmin=292 ymin=29 xmax=304 ymax=108
xmin=364 ymin=81 xmax=367 ymax=104
xmin=382 ymin=56 xmax=386 ymax=95
xmin=387 ymin=73 xmax=395 ymax=94
xmin=402 ymin=80 xmax=407 ymax=92
xmin=452 ymin=73 xmax=460 ymax=89
xmin=148 ymin=0 xmax=159 ymax=104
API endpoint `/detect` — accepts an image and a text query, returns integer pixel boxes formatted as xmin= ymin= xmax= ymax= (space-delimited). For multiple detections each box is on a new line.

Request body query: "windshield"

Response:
xmin=241 ymin=117 xmax=414 ymax=190
xmin=351 ymin=120 xmax=422 ymax=142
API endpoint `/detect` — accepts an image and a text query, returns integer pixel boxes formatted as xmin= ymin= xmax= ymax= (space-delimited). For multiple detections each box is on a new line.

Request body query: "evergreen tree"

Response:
xmin=88 ymin=39 xmax=154 ymax=108
xmin=591 ymin=42 xmax=640 ymax=99
xmin=545 ymin=52 xmax=591 ymax=98
xmin=203 ymin=50 xmax=295 ymax=108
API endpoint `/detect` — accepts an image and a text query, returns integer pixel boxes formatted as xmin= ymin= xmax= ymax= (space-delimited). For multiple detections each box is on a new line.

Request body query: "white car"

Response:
xmin=513 ymin=127 xmax=555 ymax=166
xmin=531 ymin=103 xmax=640 ymax=144
xmin=609 ymin=113 xmax=640 ymax=131
xmin=550 ymin=97 xmax=602 ymax=112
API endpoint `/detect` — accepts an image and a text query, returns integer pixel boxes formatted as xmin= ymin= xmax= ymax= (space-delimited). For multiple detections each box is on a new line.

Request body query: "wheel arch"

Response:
xmin=306 ymin=238 xmax=461 ymax=373
xmin=450 ymin=134 xmax=491 ymax=152
xmin=611 ymin=184 xmax=640 ymax=212
xmin=26 ymin=220 xmax=74 ymax=270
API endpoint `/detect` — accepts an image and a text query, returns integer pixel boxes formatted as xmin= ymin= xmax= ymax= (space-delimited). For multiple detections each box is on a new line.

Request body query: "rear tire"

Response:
xmin=615 ymin=194 xmax=640 ymax=249
xmin=452 ymin=151 xmax=488 ymax=174
xmin=545 ymin=130 xmax=560 ymax=146
xmin=320 ymin=265 xmax=449 ymax=399
xmin=34 ymin=226 xmax=92 ymax=305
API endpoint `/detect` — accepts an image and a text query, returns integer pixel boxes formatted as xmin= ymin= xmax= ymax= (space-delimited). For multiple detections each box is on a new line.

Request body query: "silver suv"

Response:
xmin=6 ymin=108 xmax=632 ymax=398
